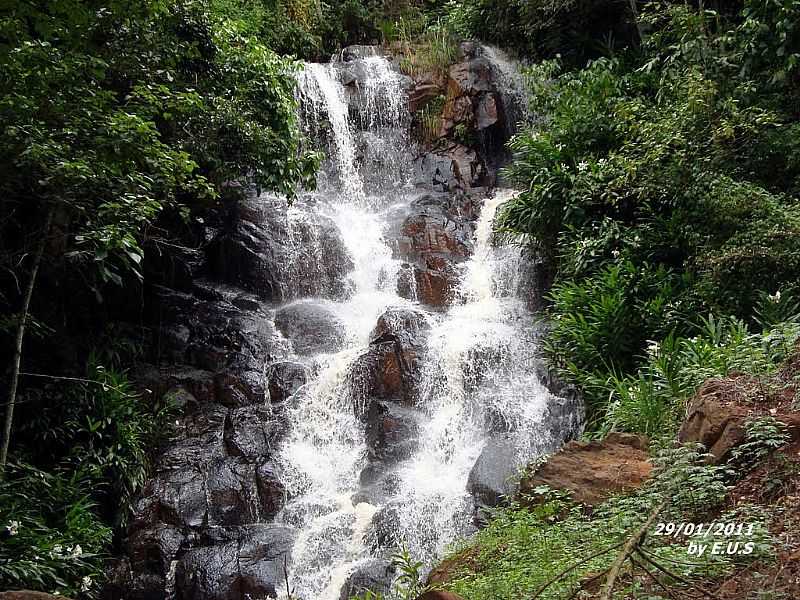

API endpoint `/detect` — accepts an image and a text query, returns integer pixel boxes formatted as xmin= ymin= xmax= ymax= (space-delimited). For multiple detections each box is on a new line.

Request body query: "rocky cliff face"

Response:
xmin=106 ymin=45 xmax=580 ymax=600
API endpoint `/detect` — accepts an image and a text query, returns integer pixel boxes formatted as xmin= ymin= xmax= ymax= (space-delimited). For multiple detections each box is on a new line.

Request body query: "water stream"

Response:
xmin=265 ymin=51 xmax=579 ymax=600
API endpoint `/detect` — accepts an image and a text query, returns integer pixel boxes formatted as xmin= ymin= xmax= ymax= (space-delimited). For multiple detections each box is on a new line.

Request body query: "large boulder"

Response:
xmin=173 ymin=525 xmax=295 ymax=600
xmin=518 ymin=433 xmax=652 ymax=506
xmin=350 ymin=307 xmax=430 ymax=404
xmin=274 ymin=301 xmax=346 ymax=356
xmin=414 ymin=144 xmax=487 ymax=192
xmin=206 ymin=197 xmax=353 ymax=302
xmin=266 ymin=361 xmax=308 ymax=404
xmin=390 ymin=194 xmax=476 ymax=307
xmin=365 ymin=400 xmax=421 ymax=463
xmin=679 ymin=375 xmax=800 ymax=462
xmin=467 ymin=436 xmax=518 ymax=507
xmin=338 ymin=559 xmax=395 ymax=600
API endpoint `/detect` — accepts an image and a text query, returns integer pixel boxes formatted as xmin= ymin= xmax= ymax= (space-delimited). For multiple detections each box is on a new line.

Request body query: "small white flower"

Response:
xmin=5 ymin=520 xmax=20 ymax=536
xmin=769 ymin=290 xmax=782 ymax=303
xmin=80 ymin=576 xmax=93 ymax=591
xmin=71 ymin=544 xmax=83 ymax=557
xmin=577 ymin=161 xmax=589 ymax=172
xmin=611 ymin=249 xmax=620 ymax=258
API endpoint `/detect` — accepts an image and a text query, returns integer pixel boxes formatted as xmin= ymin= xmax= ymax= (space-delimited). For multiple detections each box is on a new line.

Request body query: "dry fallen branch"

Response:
xmin=599 ymin=500 xmax=667 ymax=600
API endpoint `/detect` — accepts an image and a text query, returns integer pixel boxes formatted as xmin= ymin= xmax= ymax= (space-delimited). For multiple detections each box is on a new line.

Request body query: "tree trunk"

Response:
xmin=0 ymin=209 xmax=53 ymax=474
xmin=629 ymin=0 xmax=644 ymax=45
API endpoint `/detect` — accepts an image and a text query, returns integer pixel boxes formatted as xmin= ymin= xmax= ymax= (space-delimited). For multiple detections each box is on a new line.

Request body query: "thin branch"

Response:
xmin=1 ymin=208 xmax=53 ymax=474
xmin=600 ymin=500 xmax=667 ymax=600
xmin=636 ymin=549 xmax=721 ymax=599
xmin=530 ymin=539 xmax=627 ymax=599
xmin=631 ymin=554 xmax=691 ymax=600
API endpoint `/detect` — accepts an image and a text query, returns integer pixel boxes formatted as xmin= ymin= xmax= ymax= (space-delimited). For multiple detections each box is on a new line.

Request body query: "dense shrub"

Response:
xmin=497 ymin=1 xmax=800 ymax=431
xmin=0 ymin=363 xmax=172 ymax=595
xmin=0 ymin=464 xmax=111 ymax=598
xmin=443 ymin=0 xmax=638 ymax=62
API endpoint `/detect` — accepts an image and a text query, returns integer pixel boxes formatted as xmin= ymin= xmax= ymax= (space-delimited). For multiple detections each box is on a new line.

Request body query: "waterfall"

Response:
xmin=265 ymin=53 xmax=578 ymax=600
xmin=481 ymin=45 xmax=531 ymax=136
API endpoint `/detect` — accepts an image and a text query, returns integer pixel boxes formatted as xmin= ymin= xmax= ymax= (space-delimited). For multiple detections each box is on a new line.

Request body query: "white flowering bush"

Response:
xmin=0 ymin=463 xmax=110 ymax=598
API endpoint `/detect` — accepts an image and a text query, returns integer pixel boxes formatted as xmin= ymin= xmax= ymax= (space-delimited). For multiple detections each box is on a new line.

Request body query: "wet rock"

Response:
xmin=127 ymin=524 xmax=185 ymax=576
xmin=206 ymin=197 xmax=353 ymax=302
xmin=214 ymin=369 xmax=267 ymax=406
xmin=371 ymin=307 xmax=430 ymax=341
xmin=351 ymin=308 xmax=429 ymax=404
xmin=266 ymin=361 xmax=308 ymax=403
xmin=414 ymin=144 xmax=487 ymax=192
xmin=144 ymin=241 xmax=205 ymax=291
xmin=447 ymin=58 xmax=494 ymax=98
xmin=223 ymin=404 xmax=274 ymax=459
xmin=365 ymin=401 xmax=420 ymax=463
xmin=518 ymin=433 xmax=652 ymax=507
xmin=274 ymin=301 xmax=346 ymax=356
xmin=467 ymin=436 xmax=518 ymax=507
xmin=458 ymin=41 xmax=481 ymax=60
xmin=174 ymin=525 xmax=295 ymax=600
xmin=256 ymin=460 xmax=287 ymax=519
xmin=338 ymin=559 xmax=395 ymax=600
xmin=205 ymin=458 xmax=260 ymax=526
xmin=340 ymin=45 xmax=381 ymax=61
xmin=135 ymin=464 xmax=208 ymax=529
xmin=364 ymin=504 xmax=401 ymax=550
xmin=475 ymin=93 xmax=500 ymax=130
xmin=391 ymin=194 xmax=476 ymax=306
xmin=135 ymin=365 xmax=218 ymax=406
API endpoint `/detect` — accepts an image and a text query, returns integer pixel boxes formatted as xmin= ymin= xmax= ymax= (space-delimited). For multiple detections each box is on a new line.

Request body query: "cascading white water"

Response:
xmin=482 ymin=45 xmax=531 ymax=136
xmin=266 ymin=52 xmax=577 ymax=600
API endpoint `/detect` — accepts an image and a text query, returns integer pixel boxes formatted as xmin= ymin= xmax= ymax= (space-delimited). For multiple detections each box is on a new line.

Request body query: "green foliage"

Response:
xmin=444 ymin=443 xmax=760 ymax=600
xmin=730 ymin=417 xmax=791 ymax=472
xmin=497 ymin=2 xmax=800 ymax=432
xmin=441 ymin=0 xmax=637 ymax=62
xmin=2 ymin=362 xmax=174 ymax=595
xmin=20 ymin=363 xmax=175 ymax=528
xmin=0 ymin=463 xmax=111 ymax=598
xmin=571 ymin=315 xmax=800 ymax=435
xmin=0 ymin=0 xmax=317 ymax=295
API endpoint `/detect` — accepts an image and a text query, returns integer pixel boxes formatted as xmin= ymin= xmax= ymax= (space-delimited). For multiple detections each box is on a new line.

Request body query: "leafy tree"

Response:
xmin=0 ymin=0 xmax=318 ymax=471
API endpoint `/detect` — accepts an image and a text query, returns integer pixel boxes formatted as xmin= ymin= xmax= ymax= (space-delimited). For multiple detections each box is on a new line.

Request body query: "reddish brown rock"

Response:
xmin=426 ymin=547 xmax=481 ymax=587
xmin=409 ymin=73 xmax=445 ymax=113
xmin=518 ymin=433 xmax=652 ymax=506
xmin=679 ymin=377 xmax=800 ymax=462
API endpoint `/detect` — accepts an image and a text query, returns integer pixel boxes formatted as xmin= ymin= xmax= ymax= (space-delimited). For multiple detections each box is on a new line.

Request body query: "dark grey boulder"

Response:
xmin=338 ymin=559 xmax=395 ymax=600
xmin=174 ymin=525 xmax=295 ymax=600
xmin=467 ymin=436 xmax=518 ymax=507
xmin=275 ymin=301 xmax=346 ymax=356
xmin=266 ymin=361 xmax=308 ymax=403
xmin=206 ymin=197 xmax=353 ymax=302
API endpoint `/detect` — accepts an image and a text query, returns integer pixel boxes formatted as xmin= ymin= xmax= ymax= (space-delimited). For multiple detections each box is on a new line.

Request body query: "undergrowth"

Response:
xmin=443 ymin=444 xmax=770 ymax=600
